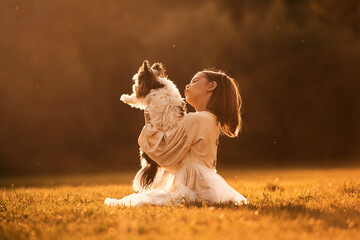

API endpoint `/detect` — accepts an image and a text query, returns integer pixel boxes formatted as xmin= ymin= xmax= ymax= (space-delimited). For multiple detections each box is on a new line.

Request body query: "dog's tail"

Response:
xmin=133 ymin=151 xmax=159 ymax=192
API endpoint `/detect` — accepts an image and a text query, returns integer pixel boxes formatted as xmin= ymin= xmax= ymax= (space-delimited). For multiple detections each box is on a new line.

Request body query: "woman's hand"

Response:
xmin=144 ymin=109 xmax=151 ymax=124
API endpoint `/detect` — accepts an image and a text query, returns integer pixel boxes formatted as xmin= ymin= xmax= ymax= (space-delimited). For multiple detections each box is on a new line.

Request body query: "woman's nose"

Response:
xmin=185 ymin=84 xmax=190 ymax=89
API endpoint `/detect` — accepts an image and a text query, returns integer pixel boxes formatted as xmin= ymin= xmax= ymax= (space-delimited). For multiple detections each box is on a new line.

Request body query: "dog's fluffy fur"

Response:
xmin=121 ymin=60 xmax=186 ymax=192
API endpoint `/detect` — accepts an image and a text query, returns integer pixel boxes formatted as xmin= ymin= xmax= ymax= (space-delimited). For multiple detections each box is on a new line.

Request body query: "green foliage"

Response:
xmin=0 ymin=168 xmax=360 ymax=239
xmin=1 ymin=0 xmax=360 ymax=174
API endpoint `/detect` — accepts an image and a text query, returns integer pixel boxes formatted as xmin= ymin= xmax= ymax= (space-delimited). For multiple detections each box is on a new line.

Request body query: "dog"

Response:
xmin=120 ymin=60 xmax=186 ymax=192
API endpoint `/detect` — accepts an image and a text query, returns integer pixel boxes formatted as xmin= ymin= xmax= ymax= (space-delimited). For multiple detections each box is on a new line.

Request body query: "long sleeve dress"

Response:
xmin=104 ymin=111 xmax=249 ymax=207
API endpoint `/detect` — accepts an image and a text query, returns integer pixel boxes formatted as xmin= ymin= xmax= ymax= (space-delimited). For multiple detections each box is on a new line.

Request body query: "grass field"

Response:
xmin=1 ymin=167 xmax=359 ymax=240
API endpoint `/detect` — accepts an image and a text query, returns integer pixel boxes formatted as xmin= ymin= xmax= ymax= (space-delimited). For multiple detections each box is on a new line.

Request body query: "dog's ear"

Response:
xmin=151 ymin=63 xmax=167 ymax=77
xmin=138 ymin=60 xmax=154 ymax=89
xmin=141 ymin=60 xmax=152 ymax=75
xmin=137 ymin=60 xmax=164 ymax=97
xmin=137 ymin=60 xmax=153 ymax=83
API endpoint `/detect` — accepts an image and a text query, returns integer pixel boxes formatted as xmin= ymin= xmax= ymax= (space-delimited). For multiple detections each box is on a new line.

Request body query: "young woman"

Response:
xmin=105 ymin=70 xmax=249 ymax=206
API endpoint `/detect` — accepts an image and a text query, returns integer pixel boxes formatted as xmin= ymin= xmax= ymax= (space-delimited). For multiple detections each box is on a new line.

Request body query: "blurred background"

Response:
xmin=1 ymin=0 xmax=359 ymax=176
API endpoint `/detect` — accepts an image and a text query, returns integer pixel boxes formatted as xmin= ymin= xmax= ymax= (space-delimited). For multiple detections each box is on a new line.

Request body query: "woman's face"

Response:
xmin=185 ymin=72 xmax=214 ymax=109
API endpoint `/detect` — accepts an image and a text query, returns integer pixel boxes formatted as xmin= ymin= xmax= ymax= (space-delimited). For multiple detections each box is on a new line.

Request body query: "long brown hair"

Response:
xmin=201 ymin=70 xmax=243 ymax=138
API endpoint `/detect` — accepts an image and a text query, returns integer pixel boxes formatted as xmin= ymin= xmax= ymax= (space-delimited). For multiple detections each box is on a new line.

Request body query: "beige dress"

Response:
xmin=104 ymin=111 xmax=249 ymax=207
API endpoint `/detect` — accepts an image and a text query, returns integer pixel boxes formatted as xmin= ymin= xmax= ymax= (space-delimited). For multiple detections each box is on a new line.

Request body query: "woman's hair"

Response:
xmin=201 ymin=70 xmax=243 ymax=138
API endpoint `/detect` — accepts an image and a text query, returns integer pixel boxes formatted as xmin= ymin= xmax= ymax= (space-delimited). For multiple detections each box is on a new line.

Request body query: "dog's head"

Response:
xmin=134 ymin=60 xmax=165 ymax=98
xmin=121 ymin=60 xmax=171 ymax=109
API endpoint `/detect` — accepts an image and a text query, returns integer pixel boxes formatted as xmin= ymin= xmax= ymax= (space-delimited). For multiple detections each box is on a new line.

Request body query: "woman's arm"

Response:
xmin=144 ymin=109 xmax=151 ymax=125
xmin=138 ymin=113 xmax=208 ymax=168
xmin=138 ymin=121 xmax=190 ymax=168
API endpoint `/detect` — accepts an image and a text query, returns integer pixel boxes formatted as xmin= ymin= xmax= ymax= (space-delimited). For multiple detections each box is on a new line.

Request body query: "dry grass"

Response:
xmin=0 ymin=167 xmax=360 ymax=240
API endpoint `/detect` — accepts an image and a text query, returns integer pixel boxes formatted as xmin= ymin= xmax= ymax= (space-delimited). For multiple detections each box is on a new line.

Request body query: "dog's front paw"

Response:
xmin=120 ymin=94 xmax=131 ymax=104
xmin=120 ymin=94 xmax=145 ymax=109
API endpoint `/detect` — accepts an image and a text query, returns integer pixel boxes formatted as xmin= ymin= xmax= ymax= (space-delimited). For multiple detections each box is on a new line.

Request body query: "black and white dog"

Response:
xmin=120 ymin=60 xmax=186 ymax=191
